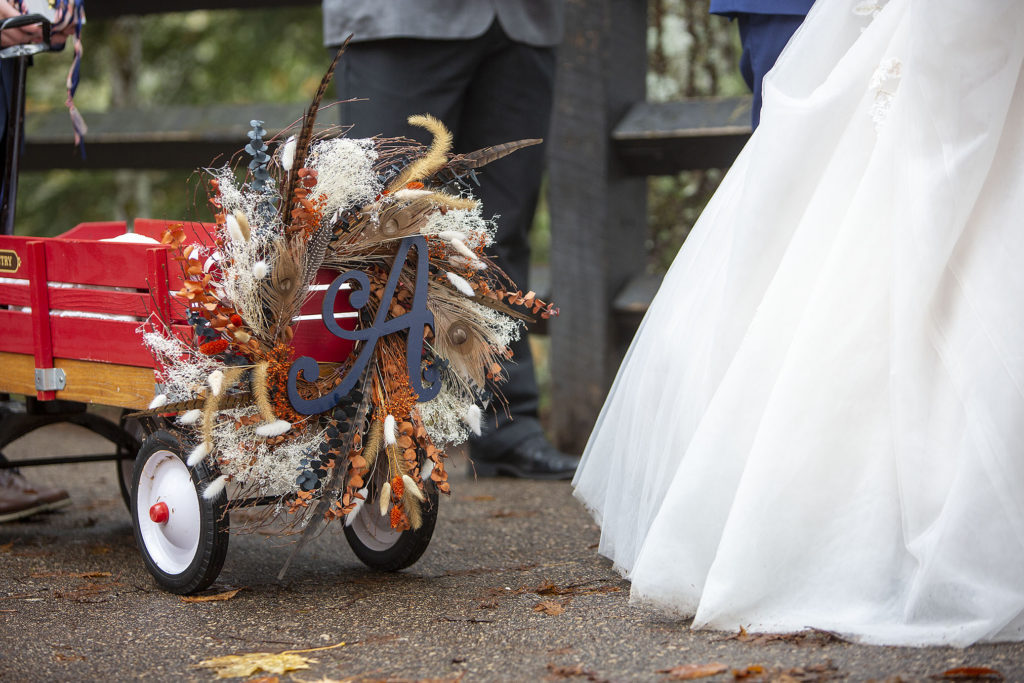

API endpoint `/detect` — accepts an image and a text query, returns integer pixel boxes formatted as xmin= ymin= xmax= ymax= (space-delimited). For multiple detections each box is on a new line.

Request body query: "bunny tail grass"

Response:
xmin=378 ymin=482 xmax=392 ymax=516
xmin=255 ymin=419 xmax=291 ymax=437
xmin=344 ymin=487 xmax=368 ymax=527
xmin=187 ymin=441 xmax=211 ymax=467
xmin=202 ymin=474 xmax=229 ymax=500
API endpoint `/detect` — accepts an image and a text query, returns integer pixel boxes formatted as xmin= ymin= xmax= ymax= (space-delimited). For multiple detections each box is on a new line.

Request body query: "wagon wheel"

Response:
xmin=343 ymin=483 xmax=439 ymax=571
xmin=131 ymin=429 xmax=229 ymax=594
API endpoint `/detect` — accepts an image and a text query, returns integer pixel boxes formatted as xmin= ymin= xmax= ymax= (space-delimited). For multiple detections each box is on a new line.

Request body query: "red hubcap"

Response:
xmin=149 ymin=501 xmax=170 ymax=524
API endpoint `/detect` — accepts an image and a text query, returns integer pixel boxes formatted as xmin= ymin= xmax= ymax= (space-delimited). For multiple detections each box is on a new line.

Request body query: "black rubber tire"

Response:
xmin=131 ymin=429 xmax=229 ymax=594
xmin=344 ymin=484 xmax=439 ymax=571
xmin=115 ymin=410 xmax=145 ymax=510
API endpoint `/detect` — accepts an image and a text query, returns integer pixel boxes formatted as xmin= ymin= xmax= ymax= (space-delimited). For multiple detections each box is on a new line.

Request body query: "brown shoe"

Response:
xmin=0 ymin=470 xmax=70 ymax=522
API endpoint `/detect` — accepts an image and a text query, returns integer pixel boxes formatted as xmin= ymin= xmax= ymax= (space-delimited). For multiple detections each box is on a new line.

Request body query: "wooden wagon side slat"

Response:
xmin=0 ymin=352 xmax=156 ymax=409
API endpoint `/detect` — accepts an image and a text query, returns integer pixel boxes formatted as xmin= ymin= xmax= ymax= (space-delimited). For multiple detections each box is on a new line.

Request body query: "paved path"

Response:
xmin=1 ymin=420 xmax=1021 ymax=682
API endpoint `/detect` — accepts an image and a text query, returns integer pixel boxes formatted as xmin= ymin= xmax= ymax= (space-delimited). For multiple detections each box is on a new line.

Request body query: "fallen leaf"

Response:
xmin=722 ymin=626 xmax=844 ymax=646
xmin=935 ymin=668 xmax=1004 ymax=681
xmin=523 ymin=580 xmax=622 ymax=598
xmin=656 ymin=663 xmax=728 ymax=680
xmin=467 ymin=495 xmax=495 ymax=502
xmin=196 ymin=640 xmax=346 ymax=680
xmin=732 ymin=666 xmax=766 ymax=680
xmin=181 ymin=588 xmax=242 ymax=603
xmin=197 ymin=652 xmax=312 ymax=678
xmin=534 ymin=600 xmax=566 ymax=616
xmin=731 ymin=661 xmax=841 ymax=682
xmin=30 ymin=571 xmax=112 ymax=579
xmin=53 ymin=653 xmax=86 ymax=662
xmin=546 ymin=663 xmax=604 ymax=681
xmin=55 ymin=577 xmax=125 ymax=603
xmin=489 ymin=510 xmax=538 ymax=518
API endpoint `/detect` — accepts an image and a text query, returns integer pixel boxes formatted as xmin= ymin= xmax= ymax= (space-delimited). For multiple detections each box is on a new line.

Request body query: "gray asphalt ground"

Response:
xmin=1 ymin=418 xmax=1022 ymax=682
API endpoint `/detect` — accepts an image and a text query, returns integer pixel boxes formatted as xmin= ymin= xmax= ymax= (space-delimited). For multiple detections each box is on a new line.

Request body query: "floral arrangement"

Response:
xmin=138 ymin=53 xmax=556 ymax=532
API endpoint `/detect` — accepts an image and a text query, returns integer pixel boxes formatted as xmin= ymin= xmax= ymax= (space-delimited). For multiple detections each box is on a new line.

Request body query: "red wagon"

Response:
xmin=0 ymin=18 xmax=548 ymax=594
xmin=0 ymin=218 xmax=438 ymax=593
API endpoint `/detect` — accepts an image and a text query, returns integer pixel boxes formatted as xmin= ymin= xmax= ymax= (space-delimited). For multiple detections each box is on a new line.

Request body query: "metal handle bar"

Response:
xmin=0 ymin=14 xmax=53 ymax=59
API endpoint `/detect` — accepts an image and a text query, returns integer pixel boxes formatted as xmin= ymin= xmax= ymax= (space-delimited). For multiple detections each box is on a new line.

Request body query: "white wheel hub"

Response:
xmin=136 ymin=449 xmax=201 ymax=575
xmin=350 ymin=496 xmax=402 ymax=551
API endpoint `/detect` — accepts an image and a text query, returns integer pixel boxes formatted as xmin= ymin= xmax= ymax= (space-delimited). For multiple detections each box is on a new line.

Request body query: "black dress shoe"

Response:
xmin=474 ymin=434 xmax=580 ymax=480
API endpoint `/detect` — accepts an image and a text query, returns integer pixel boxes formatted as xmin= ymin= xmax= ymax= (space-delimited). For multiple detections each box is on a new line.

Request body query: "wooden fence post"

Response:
xmin=548 ymin=0 xmax=648 ymax=453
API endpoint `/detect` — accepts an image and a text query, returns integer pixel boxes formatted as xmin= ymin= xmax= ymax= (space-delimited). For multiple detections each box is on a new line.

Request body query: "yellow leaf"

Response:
xmin=196 ymin=641 xmax=345 ymax=679
xmin=196 ymin=652 xmax=313 ymax=679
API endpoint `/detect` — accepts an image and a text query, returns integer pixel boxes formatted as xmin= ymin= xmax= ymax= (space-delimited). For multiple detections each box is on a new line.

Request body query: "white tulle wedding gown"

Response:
xmin=573 ymin=0 xmax=1024 ymax=646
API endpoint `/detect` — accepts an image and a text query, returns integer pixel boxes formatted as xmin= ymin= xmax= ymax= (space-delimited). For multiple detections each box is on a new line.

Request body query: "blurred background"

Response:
xmin=19 ymin=1 xmax=745 ymax=273
xmin=14 ymin=1 xmax=749 ymax=442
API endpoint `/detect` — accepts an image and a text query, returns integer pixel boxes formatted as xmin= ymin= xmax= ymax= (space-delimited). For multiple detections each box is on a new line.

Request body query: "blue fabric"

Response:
xmin=710 ymin=0 xmax=813 ymax=16
xmin=0 ymin=61 xmax=14 ymax=207
xmin=735 ymin=13 xmax=805 ymax=128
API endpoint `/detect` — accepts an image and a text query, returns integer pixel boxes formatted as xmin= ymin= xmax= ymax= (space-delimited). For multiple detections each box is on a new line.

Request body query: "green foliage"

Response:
xmin=646 ymin=0 xmax=744 ymax=272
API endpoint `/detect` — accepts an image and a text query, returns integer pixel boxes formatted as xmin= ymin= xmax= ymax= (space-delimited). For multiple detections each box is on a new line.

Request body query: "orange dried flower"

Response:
xmin=229 ymin=314 xmax=243 ymax=326
xmin=390 ymin=505 xmax=403 ymax=529
xmin=199 ymin=339 xmax=229 ymax=355
xmin=390 ymin=475 xmax=404 ymax=499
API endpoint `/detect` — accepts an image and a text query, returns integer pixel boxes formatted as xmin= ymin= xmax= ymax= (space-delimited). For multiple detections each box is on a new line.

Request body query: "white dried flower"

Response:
xmin=255 ymin=419 xmax=291 ymax=437
xmin=178 ymin=409 xmax=202 ymax=425
xmin=345 ymin=487 xmax=369 ymax=527
xmin=420 ymin=459 xmax=435 ymax=481
xmin=208 ymin=370 xmax=225 ymax=397
xmin=148 ymin=394 xmax=168 ymax=410
xmin=225 ymin=214 xmax=245 ymax=244
xmin=384 ymin=414 xmax=397 ymax=446
xmin=449 ymin=238 xmax=478 ymax=262
xmin=187 ymin=441 xmax=211 ymax=467
xmin=448 ymin=255 xmax=486 ymax=271
xmin=402 ymin=474 xmax=425 ymax=501
xmin=379 ymin=482 xmax=392 ymax=516
xmin=446 ymin=272 xmax=475 ymax=297
xmin=232 ymin=210 xmax=251 ymax=240
xmin=281 ymin=135 xmax=296 ymax=171
xmin=202 ymin=474 xmax=229 ymax=500
xmin=463 ymin=404 xmax=482 ymax=437
xmin=252 ymin=260 xmax=268 ymax=279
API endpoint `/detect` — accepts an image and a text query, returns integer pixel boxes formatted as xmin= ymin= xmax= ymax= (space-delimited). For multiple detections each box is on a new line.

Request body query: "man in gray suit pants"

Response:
xmin=323 ymin=1 xmax=578 ymax=479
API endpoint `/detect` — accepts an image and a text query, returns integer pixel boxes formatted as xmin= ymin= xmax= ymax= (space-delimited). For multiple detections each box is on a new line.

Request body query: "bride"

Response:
xmin=573 ymin=0 xmax=1024 ymax=646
